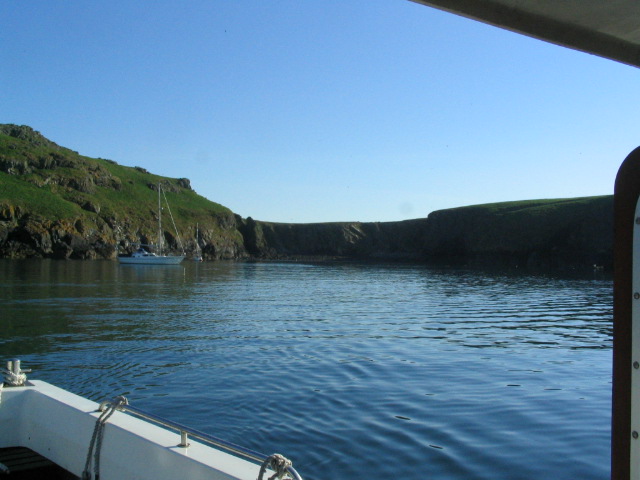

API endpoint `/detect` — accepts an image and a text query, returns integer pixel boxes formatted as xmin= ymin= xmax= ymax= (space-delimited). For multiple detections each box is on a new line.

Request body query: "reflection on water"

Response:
xmin=0 ymin=259 xmax=612 ymax=480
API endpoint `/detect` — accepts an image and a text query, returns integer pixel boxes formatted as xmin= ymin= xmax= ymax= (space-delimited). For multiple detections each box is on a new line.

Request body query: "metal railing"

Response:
xmin=98 ymin=398 xmax=303 ymax=480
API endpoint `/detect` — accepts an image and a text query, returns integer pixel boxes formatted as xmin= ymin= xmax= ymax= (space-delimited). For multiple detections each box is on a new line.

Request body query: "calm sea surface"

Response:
xmin=0 ymin=259 xmax=612 ymax=480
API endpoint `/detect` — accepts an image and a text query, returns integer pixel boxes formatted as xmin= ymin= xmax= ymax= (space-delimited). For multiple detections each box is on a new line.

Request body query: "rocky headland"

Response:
xmin=237 ymin=195 xmax=612 ymax=270
xmin=0 ymin=124 xmax=612 ymax=270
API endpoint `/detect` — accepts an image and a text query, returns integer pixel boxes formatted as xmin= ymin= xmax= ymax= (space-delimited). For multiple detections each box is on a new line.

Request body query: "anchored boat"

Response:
xmin=0 ymin=360 xmax=303 ymax=480
xmin=118 ymin=246 xmax=185 ymax=265
xmin=118 ymin=183 xmax=186 ymax=265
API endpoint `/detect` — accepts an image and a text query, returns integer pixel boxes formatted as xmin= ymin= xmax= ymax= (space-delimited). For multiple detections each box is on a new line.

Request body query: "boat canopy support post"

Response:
xmin=613 ymin=146 xmax=640 ymax=480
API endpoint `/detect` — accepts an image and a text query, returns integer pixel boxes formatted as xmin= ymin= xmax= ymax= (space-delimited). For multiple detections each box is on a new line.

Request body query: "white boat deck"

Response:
xmin=0 ymin=380 xmax=285 ymax=480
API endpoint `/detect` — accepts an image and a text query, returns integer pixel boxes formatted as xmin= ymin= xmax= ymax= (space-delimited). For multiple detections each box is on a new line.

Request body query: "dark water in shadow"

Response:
xmin=0 ymin=259 xmax=612 ymax=480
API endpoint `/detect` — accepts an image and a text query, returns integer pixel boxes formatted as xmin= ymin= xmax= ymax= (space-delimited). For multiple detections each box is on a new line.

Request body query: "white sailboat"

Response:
xmin=118 ymin=183 xmax=186 ymax=265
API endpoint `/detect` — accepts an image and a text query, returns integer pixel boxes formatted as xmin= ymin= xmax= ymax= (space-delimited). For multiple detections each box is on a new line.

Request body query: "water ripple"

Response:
xmin=0 ymin=260 xmax=612 ymax=480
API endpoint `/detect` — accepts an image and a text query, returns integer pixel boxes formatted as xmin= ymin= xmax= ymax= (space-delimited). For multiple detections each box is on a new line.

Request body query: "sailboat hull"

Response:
xmin=118 ymin=255 xmax=185 ymax=265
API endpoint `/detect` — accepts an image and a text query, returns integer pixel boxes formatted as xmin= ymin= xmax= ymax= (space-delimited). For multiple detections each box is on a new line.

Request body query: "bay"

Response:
xmin=0 ymin=259 xmax=612 ymax=480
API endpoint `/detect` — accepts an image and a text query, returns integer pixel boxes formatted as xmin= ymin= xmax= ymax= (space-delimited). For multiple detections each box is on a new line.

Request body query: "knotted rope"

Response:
xmin=2 ymin=360 xmax=30 ymax=386
xmin=257 ymin=453 xmax=298 ymax=480
xmin=2 ymin=370 xmax=27 ymax=386
xmin=82 ymin=396 xmax=128 ymax=480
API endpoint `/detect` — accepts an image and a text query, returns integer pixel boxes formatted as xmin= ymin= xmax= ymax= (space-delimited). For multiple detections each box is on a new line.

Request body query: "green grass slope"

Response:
xmin=0 ymin=124 xmax=230 ymax=224
xmin=0 ymin=124 xmax=243 ymax=258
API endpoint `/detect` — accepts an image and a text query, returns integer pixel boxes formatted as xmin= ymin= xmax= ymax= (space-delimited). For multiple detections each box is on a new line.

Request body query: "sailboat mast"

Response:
xmin=157 ymin=183 xmax=162 ymax=255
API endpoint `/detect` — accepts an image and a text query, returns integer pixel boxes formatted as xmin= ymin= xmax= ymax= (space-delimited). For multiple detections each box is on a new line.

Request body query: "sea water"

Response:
xmin=0 ymin=259 xmax=612 ymax=480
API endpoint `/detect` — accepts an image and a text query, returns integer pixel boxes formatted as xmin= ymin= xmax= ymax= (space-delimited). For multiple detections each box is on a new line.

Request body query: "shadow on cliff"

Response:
xmin=236 ymin=196 xmax=613 ymax=272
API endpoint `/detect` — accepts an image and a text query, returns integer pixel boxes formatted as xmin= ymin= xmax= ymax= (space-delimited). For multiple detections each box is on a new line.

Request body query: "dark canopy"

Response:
xmin=411 ymin=0 xmax=640 ymax=68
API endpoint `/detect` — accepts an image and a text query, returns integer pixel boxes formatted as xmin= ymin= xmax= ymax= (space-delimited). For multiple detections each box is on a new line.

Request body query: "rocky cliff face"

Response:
xmin=0 ymin=202 xmax=113 ymax=259
xmin=237 ymin=217 xmax=427 ymax=260
xmin=419 ymin=197 xmax=612 ymax=269
xmin=238 ymin=196 xmax=613 ymax=270
xmin=0 ymin=199 xmax=246 ymax=260
xmin=2 ymin=192 xmax=613 ymax=269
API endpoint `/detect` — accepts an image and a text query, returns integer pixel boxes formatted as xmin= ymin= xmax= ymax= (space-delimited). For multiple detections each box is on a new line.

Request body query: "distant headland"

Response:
xmin=0 ymin=124 xmax=612 ymax=271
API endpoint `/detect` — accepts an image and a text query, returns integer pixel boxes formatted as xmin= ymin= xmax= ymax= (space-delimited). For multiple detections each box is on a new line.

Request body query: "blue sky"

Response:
xmin=2 ymin=1 xmax=638 ymax=223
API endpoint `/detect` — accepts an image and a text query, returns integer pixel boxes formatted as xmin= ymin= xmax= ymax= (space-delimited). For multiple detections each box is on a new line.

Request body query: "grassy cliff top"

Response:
xmin=0 ymin=124 xmax=232 ymax=229
xmin=434 ymin=196 xmax=612 ymax=218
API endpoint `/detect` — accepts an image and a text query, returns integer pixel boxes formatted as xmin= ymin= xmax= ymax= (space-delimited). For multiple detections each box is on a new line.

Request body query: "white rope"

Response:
xmin=2 ymin=364 xmax=28 ymax=386
xmin=82 ymin=396 xmax=128 ymax=480
xmin=258 ymin=454 xmax=296 ymax=480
